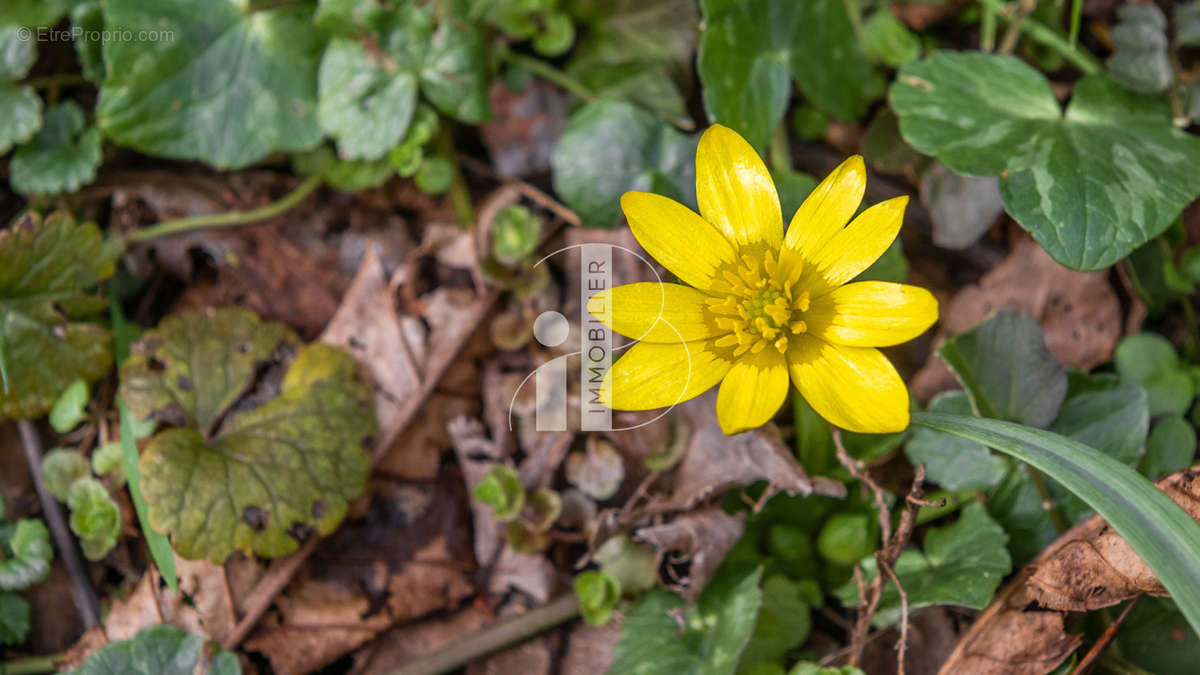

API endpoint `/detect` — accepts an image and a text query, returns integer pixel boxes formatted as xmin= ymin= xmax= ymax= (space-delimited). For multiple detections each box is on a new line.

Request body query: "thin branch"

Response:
xmin=16 ymin=420 xmax=101 ymax=629
xmin=124 ymin=175 xmax=322 ymax=244
xmin=1074 ymin=597 xmax=1140 ymax=675
xmin=384 ymin=593 xmax=581 ymax=675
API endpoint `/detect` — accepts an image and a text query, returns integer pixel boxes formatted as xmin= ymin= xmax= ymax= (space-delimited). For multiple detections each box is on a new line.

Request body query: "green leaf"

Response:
xmin=912 ymin=411 xmax=1200 ymax=640
xmin=0 ymin=25 xmax=36 ymax=80
xmin=594 ymin=534 xmax=661 ymax=593
xmin=0 ymin=82 xmax=41 ymax=155
xmin=118 ymin=308 xmax=375 ymax=562
xmin=0 ymin=591 xmax=30 ymax=646
xmin=1108 ymin=4 xmax=1171 ymax=93
xmin=862 ymin=9 xmax=921 ymax=67
xmin=97 ymin=0 xmax=326 ymax=169
xmin=415 ymin=155 xmax=454 ymax=195
xmin=817 ymin=512 xmax=877 ymax=568
xmin=0 ymin=212 xmax=113 ymax=420
xmin=67 ymin=476 xmax=121 ymax=561
xmin=609 ymin=566 xmax=763 ymax=675
xmin=293 ymin=145 xmax=395 ymax=193
xmin=737 ymin=575 xmax=814 ymax=674
xmin=1048 ymin=381 xmax=1148 ymax=466
xmin=0 ymin=518 xmax=53 ymax=590
xmin=71 ymin=2 xmax=106 ymax=83
xmin=984 ymin=463 xmax=1059 ymax=566
xmin=92 ymin=441 xmax=126 ymax=487
xmin=576 ymin=570 xmax=621 ymax=626
xmin=905 ymin=391 xmax=1008 ymax=490
xmin=697 ymin=0 xmax=868 ymax=148
xmin=1116 ymin=333 xmax=1195 ymax=417
xmin=316 ymin=36 xmax=417 ymax=162
xmin=49 ymin=379 xmax=90 ymax=433
xmin=892 ymin=52 xmax=1200 ymax=270
xmin=1179 ymin=2 xmax=1200 ymax=47
xmin=1140 ymin=415 xmax=1197 ymax=481
xmin=835 ymin=503 xmax=1011 ymax=622
xmin=10 ymin=100 xmax=103 ymax=195
xmin=0 ymin=0 xmax=72 ymax=27
xmin=938 ymin=312 xmax=1067 ymax=428
xmin=551 ymin=99 xmax=696 ymax=228
xmin=42 ymin=448 xmax=91 ymax=501
xmin=70 ymin=624 xmax=242 ymax=675
xmin=473 ymin=464 xmax=525 ymax=521
xmin=492 ymin=205 xmax=543 ymax=265
xmin=788 ymin=664 xmax=865 ymax=675
xmin=1118 ymin=597 xmax=1200 ymax=675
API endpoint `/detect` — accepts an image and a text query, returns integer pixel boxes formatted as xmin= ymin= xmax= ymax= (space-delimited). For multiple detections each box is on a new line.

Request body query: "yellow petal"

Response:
xmin=787 ymin=335 xmax=909 ymax=433
xmin=695 ymin=124 xmax=782 ymax=250
xmin=603 ymin=338 xmax=732 ymax=411
xmin=588 ymin=282 xmax=723 ymax=343
xmin=715 ymin=348 xmax=789 ymax=434
xmin=783 ymin=155 xmax=865 ymax=258
xmin=805 ymin=196 xmax=907 ymax=291
xmin=621 ymin=191 xmax=737 ymax=291
xmin=805 ymin=282 xmax=938 ymax=347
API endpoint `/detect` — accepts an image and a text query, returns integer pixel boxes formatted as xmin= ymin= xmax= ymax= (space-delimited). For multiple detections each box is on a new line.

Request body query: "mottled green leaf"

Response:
xmin=551 ymin=99 xmax=696 ymax=228
xmin=316 ymin=36 xmax=417 ymax=161
xmin=0 ymin=212 xmax=113 ymax=420
xmin=836 ymin=503 xmax=1011 ymax=622
xmin=892 ymin=52 xmax=1200 ymax=270
xmin=609 ymin=566 xmax=763 ymax=675
xmin=906 ymin=391 xmax=1008 ymax=490
xmin=97 ymin=0 xmax=326 ymax=169
xmin=698 ymin=0 xmax=868 ymax=148
xmin=1140 ymin=415 xmax=1197 ymax=480
xmin=68 ymin=476 xmax=121 ymax=561
xmin=0 ymin=518 xmax=52 ymax=591
xmin=0 ymin=591 xmax=29 ymax=646
xmin=938 ymin=312 xmax=1067 ymax=428
xmin=119 ymin=308 xmax=374 ymax=562
xmin=70 ymin=624 xmax=241 ymax=675
xmin=1108 ymin=4 xmax=1171 ymax=93
xmin=10 ymin=100 xmax=103 ymax=195
xmin=42 ymin=448 xmax=91 ymax=501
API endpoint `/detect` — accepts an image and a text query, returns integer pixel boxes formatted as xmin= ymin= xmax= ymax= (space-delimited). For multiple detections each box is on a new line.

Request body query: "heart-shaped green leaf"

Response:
xmin=97 ymin=0 xmax=326 ymax=169
xmin=10 ymin=100 xmax=103 ymax=195
xmin=0 ymin=518 xmax=52 ymax=591
xmin=70 ymin=624 xmax=241 ymax=675
xmin=0 ymin=212 xmax=113 ymax=420
xmin=119 ymin=308 xmax=374 ymax=562
xmin=68 ymin=476 xmax=121 ymax=561
xmin=892 ymin=52 xmax=1200 ymax=270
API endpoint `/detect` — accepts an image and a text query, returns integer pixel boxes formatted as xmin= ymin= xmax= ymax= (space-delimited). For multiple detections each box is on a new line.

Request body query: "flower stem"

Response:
xmin=0 ymin=653 xmax=61 ymax=675
xmin=124 ymin=175 xmax=322 ymax=244
xmin=980 ymin=0 xmax=1101 ymax=74
xmin=502 ymin=49 xmax=596 ymax=103
xmin=384 ymin=593 xmax=580 ymax=675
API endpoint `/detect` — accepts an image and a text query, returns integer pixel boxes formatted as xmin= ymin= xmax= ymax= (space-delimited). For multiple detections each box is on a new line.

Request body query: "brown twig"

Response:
xmin=1073 ymin=597 xmax=1140 ymax=675
xmin=834 ymin=429 xmax=932 ymax=674
xmin=16 ymin=420 xmax=102 ymax=629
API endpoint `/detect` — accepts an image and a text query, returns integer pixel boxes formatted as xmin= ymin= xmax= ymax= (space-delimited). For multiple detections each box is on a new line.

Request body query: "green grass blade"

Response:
xmin=912 ymin=411 xmax=1200 ymax=636
xmin=109 ymin=286 xmax=177 ymax=593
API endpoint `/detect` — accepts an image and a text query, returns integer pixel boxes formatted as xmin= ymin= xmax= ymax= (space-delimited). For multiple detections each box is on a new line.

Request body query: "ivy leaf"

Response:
xmin=119 ymin=308 xmax=375 ymax=562
xmin=0 ymin=518 xmax=53 ymax=591
xmin=938 ymin=312 xmax=1068 ymax=428
xmin=892 ymin=52 xmax=1200 ymax=270
xmin=836 ymin=503 xmax=1011 ymax=623
xmin=1108 ymin=4 xmax=1171 ymax=93
xmin=551 ymin=99 xmax=696 ymax=228
xmin=97 ymin=0 xmax=326 ymax=169
xmin=905 ymin=391 xmax=1008 ymax=490
xmin=608 ymin=565 xmax=763 ymax=675
xmin=0 ymin=591 xmax=29 ymax=646
xmin=67 ymin=476 xmax=121 ymax=561
xmin=698 ymin=0 xmax=869 ymax=148
xmin=0 ymin=212 xmax=113 ymax=420
xmin=69 ymin=624 xmax=242 ymax=675
xmin=10 ymin=100 xmax=103 ymax=195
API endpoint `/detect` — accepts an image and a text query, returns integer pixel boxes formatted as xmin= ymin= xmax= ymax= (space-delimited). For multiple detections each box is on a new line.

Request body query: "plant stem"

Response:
xmin=0 ymin=653 xmax=61 ymax=675
xmin=502 ymin=50 xmax=596 ymax=102
xmin=124 ymin=175 xmax=322 ymax=244
xmin=1068 ymin=0 xmax=1083 ymax=48
xmin=385 ymin=593 xmax=581 ymax=675
xmin=768 ymin=122 xmax=793 ymax=174
xmin=436 ymin=126 xmax=475 ymax=229
xmin=980 ymin=0 xmax=1101 ymax=74
xmin=15 ymin=420 xmax=101 ymax=629
xmin=912 ymin=488 xmax=976 ymax=526
xmin=981 ymin=2 xmax=997 ymax=51
xmin=997 ymin=0 xmax=1036 ymax=55
xmin=1023 ymin=464 xmax=1071 ymax=534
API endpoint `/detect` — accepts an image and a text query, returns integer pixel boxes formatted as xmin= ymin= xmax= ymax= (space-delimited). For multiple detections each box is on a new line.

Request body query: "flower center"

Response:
xmin=704 ymin=250 xmax=809 ymax=357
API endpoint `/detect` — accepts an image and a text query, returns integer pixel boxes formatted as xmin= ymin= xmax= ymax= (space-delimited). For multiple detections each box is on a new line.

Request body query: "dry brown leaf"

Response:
xmin=560 ymin=618 xmax=622 ymax=675
xmin=479 ymin=80 xmax=567 ymax=179
xmin=912 ymin=239 xmax=1121 ymax=402
xmin=466 ymin=634 xmax=555 ymax=675
xmin=635 ymin=506 xmax=744 ymax=600
xmin=353 ymin=605 xmax=494 ymax=675
xmin=939 ymin=467 xmax=1200 ymax=675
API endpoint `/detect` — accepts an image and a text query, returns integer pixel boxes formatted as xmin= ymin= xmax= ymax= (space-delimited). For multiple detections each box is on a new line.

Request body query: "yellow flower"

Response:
xmin=588 ymin=124 xmax=938 ymax=435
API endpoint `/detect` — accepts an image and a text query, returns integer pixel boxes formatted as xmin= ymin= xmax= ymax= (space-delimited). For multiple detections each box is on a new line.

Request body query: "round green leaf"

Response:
xmin=10 ymin=100 xmax=103 ymax=195
xmin=317 ymin=35 xmax=418 ymax=161
xmin=97 ymin=0 xmax=326 ymax=169
xmin=0 ymin=518 xmax=53 ymax=591
xmin=0 ymin=26 xmax=36 ymax=80
xmin=0 ymin=591 xmax=30 ymax=646
xmin=49 ymin=378 xmax=90 ymax=433
xmin=0 ymin=212 xmax=113 ymax=420
xmin=575 ymin=570 xmax=621 ymax=626
xmin=473 ymin=464 xmax=525 ymax=521
xmin=71 ymin=624 xmax=242 ymax=675
xmin=119 ymin=308 xmax=375 ymax=562
xmin=491 ymin=205 xmax=542 ymax=265
xmin=42 ymin=448 xmax=91 ymax=502
xmin=0 ymin=83 xmax=41 ymax=155
xmin=68 ymin=476 xmax=121 ymax=561
xmin=1140 ymin=415 xmax=1198 ymax=481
